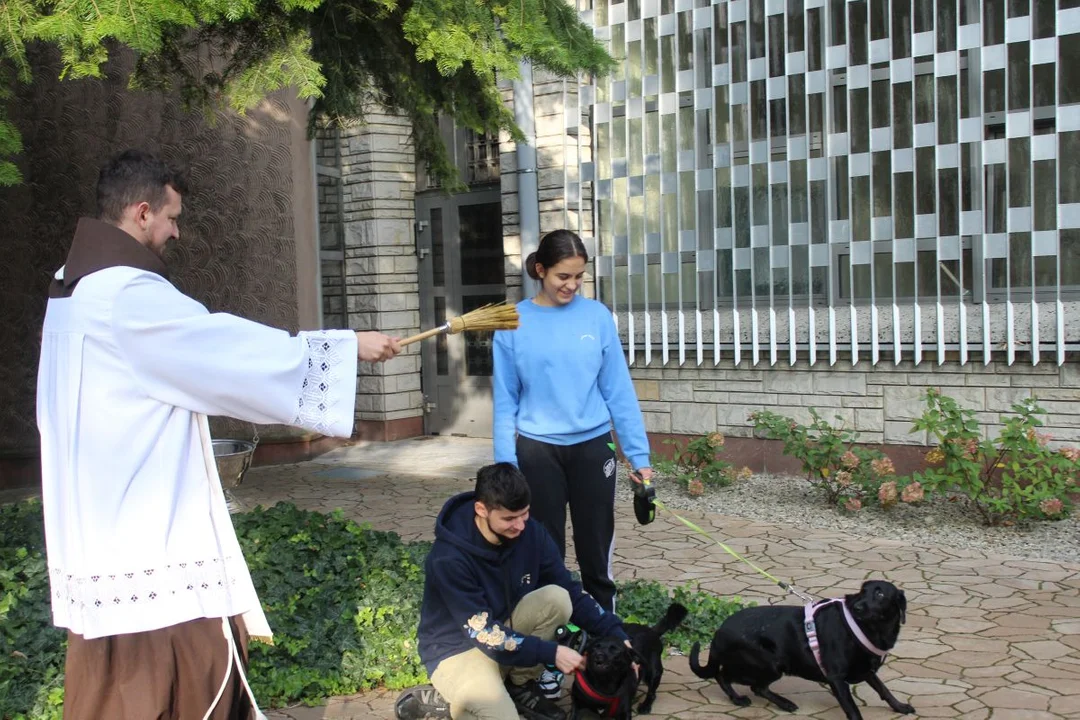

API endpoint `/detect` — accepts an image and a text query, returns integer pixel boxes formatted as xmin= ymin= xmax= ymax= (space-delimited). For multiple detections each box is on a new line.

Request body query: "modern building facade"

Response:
xmin=5 ymin=2 xmax=1080 ymax=486
xmin=582 ymin=0 xmax=1080 ymax=365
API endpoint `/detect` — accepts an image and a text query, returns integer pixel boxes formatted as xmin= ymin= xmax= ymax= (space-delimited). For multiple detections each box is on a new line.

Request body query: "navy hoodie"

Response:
xmin=417 ymin=492 xmax=628 ymax=675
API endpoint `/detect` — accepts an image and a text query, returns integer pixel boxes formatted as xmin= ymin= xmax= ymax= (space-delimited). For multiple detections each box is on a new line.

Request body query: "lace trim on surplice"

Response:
xmin=293 ymin=332 xmax=350 ymax=435
xmin=50 ymin=556 xmax=245 ymax=612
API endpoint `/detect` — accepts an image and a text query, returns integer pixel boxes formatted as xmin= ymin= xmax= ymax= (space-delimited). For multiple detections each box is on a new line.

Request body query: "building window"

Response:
xmin=465 ymin=130 xmax=501 ymax=185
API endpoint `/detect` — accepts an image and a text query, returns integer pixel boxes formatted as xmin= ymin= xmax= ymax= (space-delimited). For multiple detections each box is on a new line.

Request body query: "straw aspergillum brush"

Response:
xmin=399 ymin=302 xmax=520 ymax=347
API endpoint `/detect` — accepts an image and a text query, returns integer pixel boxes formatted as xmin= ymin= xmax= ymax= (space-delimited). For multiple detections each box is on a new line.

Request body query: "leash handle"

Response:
xmin=630 ymin=470 xmax=657 ymax=525
xmin=629 ymin=470 xmax=656 ymax=499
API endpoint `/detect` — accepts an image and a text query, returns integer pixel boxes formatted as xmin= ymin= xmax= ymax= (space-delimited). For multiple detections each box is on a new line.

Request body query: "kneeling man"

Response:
xmin=398 ymin=463 xmax=631 ymax=720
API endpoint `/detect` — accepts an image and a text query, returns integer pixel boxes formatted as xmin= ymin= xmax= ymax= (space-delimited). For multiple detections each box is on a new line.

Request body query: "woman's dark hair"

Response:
xmin=525 ymin=229 xmax=589 ymax=281
xmin=474 ymin=462 xmax=531 ymax=512
xmin=97 ymin=149 xmax=188 ymax=223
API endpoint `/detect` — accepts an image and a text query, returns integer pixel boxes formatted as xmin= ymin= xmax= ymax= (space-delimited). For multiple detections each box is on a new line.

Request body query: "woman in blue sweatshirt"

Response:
xmin=493 ymin=229 xmax=653 ymax=620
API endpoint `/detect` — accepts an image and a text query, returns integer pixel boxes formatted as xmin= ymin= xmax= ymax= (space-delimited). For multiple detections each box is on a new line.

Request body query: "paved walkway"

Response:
xmin=233 ymin=437 xmax=1080 ymax=720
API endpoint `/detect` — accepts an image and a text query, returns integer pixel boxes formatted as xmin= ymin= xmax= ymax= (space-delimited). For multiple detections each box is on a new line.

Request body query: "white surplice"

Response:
xmin=36 ymin=265 xmax=359 ymax=641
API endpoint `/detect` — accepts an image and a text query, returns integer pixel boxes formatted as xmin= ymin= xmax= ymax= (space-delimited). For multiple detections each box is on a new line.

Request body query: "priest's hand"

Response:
xmin=356 ymin=332 xmax=401 ymax=362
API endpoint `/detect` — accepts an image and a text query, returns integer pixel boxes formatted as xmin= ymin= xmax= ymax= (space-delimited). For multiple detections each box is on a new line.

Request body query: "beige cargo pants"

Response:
xmin=430 ymin=585 xmax=573 ymax=719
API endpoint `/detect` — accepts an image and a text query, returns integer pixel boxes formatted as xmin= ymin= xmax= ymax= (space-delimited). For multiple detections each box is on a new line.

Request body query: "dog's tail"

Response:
xmin=688 ymin=641 xmax=720 ymax=679
xmin=651 ymin=602 xmax=689 ymax=637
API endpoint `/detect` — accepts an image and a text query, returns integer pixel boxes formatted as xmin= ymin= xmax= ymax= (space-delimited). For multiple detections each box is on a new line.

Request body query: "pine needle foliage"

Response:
xmin=0 ymin=0 xmax=615 ymax=187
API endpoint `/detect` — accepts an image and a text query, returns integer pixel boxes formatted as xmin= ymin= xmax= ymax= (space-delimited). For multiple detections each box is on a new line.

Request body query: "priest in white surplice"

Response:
xmin=36 ymin=149 xmax=401 ymax=720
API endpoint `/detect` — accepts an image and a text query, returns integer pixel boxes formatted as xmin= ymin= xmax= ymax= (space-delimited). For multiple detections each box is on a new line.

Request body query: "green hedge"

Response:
xmin=1 ymin=499 xmax=747 ymax=718
xmin=0 ymin=500 xmax=65 ymax=720
xmin=235 ymin=503 xmax=431 ymax=705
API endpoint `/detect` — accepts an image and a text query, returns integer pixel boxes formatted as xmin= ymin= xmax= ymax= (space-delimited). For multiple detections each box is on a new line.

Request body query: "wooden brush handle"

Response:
xmin=399 ymin=324 xmax=448 ymax=347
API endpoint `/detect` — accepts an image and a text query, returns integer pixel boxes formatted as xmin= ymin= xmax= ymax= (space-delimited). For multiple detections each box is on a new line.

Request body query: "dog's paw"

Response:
xmin=893 ymin=702 xmax=915 ymax=715
xmin=732 ymin=696 xmax=751 ymax=707
xmin=636 ymin=701 xmax=653 ymax=714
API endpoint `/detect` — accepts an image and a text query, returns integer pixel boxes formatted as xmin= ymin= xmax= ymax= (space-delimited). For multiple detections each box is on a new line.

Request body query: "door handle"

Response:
xmin=417 ymin=248 xmax=430 ymax=259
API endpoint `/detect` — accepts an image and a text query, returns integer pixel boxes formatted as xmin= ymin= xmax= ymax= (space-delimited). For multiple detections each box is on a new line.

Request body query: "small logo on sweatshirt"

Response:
xmin=520 ymin=573 xmax=532 ymax=586
xmin=580 ymin=333 xmax=596 ymax=341
xmin=603 ymin=458 xmax=616 ymax=478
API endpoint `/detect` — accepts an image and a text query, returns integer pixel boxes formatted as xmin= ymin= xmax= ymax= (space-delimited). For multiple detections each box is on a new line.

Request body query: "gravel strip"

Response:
xmin=614 ymin=468 xmax=1080 ymax=565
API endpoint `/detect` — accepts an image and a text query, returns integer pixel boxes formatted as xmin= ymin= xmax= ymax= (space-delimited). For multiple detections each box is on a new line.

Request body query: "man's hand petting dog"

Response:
xmin=553 ymin=639 xmax=637 ymax=677
xmin=570 ymin=603 xmax=687 ymax=719
xmin=689 ymin=580 xmax=913 ymax=720
xmin=555 ymin=644 xmax=587 ymax=674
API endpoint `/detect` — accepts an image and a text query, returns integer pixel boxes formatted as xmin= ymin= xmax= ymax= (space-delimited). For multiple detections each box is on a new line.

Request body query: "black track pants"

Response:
xmin=516 ymin=432 xmax=618 ymax=612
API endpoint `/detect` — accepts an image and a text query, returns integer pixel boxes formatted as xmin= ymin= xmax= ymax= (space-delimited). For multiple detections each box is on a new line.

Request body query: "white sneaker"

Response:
xmin=537 ymin=669 xmax=564 ymax=699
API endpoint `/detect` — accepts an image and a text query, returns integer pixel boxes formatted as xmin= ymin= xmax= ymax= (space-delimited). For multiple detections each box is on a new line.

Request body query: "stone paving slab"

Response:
xmin=235 ymin=444 xmax=1080 ymax=720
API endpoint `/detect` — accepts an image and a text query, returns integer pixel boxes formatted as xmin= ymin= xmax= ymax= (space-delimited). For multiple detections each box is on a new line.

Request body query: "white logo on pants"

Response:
xmin=603 ymin=458 xmax=616 ymax=478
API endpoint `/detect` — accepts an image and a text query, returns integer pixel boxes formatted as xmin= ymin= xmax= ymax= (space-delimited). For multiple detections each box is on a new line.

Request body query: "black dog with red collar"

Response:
xmin=572 ymin=668 xmax=627 ymax=717
xmin=569 ymin=636 xmax=640 ymax=719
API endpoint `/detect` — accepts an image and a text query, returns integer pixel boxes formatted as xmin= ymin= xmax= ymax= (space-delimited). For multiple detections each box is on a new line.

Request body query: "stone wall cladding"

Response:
xmin=629 ymin=359 xmax=1080 ymax=448
xmin=323 ymin=108 xmax=424 ymax=428
xmin=501 ymin=73 xmax=594 ymax=303
xmin=316 ymin=131 xmax=346 ymax=328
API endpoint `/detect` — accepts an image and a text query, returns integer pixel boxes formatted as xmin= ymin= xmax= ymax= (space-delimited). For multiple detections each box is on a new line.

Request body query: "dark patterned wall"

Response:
xmin=0 ymin=47 xmax=308 ymax=455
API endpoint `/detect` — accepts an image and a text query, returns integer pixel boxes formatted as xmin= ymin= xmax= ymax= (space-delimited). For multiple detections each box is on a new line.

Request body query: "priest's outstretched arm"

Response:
xmin=110 ymin=270 xmax=397 ymax=437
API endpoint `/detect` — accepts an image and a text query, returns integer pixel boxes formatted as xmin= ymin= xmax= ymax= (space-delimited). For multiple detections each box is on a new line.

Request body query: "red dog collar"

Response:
xmin=574 ymin=669 xmax=622 ymax=716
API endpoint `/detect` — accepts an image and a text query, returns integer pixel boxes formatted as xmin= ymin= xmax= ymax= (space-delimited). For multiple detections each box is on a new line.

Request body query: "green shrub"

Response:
xmin=652 ymin=433 xmax=751 ymax=497
xmin=750 ymin=409 xmax=909 ymax=511
xmin=1 ymin=500 xmax=749 ymax=718
xmin=911 ymin=389 xmax=1077 ymax=525
xmin=617 ymin=579 xmax=750 ymax=653
xmin=0 ymin=501 xmax=430 ymax=716
xmin=0 ymin=500 xmax=65 ymax=720
xmin=233 ymin=503 xmax=431 ymax=705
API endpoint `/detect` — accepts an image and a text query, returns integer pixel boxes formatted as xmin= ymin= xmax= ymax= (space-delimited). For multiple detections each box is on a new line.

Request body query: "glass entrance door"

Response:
xmin=416 ymin=188 xmax=505 ymax=436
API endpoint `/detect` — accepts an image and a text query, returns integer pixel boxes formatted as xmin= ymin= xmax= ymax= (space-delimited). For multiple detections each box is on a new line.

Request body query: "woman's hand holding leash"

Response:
xmin=630 ymin=468 xmax=657 ymax=525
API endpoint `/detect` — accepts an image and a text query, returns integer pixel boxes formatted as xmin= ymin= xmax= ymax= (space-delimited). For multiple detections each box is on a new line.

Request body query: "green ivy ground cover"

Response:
xmin=1 ymin=499 xmax=747 ymax=718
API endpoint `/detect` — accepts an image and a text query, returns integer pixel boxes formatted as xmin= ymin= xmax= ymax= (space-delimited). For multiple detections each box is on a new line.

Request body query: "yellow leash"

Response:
xmin=652 ymin=499 xmax=818 ymax=604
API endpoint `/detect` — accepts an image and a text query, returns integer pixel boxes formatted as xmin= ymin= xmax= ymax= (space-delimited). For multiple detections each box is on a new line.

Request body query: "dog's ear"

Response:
xmin=897 ymin=590 xmax=907 ymax=624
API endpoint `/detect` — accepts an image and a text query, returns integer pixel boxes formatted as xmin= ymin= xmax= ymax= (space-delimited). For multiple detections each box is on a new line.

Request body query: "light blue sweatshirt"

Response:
xmin=492 ymin=295 xmax=651 ymax=470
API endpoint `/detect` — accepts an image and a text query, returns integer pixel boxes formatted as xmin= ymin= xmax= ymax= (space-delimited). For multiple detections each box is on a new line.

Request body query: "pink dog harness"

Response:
xmin=804 ymin=598 xmax=888 ymax=676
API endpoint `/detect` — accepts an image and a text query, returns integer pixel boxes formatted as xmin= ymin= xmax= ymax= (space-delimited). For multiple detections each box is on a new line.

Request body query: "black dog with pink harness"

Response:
xmin=803 ymin=596 xmax=890 ymax=674
xmin=689 ymin=580 xmax=915 ymax=720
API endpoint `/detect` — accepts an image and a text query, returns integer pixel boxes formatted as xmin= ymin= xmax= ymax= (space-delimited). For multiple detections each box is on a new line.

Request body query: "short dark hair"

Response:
xmin=475 ymin=463 xmax=531 ymax=512
xmin=525 ymin=229 xmax=589 ymax=281
xmin=96 ymin=149 xmax=188 ymax=223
